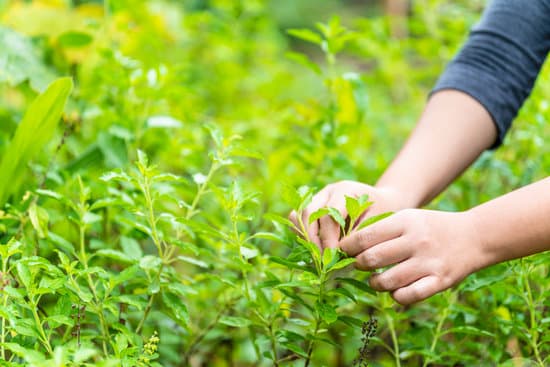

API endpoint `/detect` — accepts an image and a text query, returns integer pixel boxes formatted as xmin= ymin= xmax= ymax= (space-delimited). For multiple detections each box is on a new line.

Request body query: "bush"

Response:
xmin=0 ymin=1 xmax=548 ymax=366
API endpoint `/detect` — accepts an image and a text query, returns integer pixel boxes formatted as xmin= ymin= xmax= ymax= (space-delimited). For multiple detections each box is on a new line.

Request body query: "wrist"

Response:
xmin=373 ymin=183 xmax=424 ymax=210
xmin=461 ymin=209 xmax=499 ymax=272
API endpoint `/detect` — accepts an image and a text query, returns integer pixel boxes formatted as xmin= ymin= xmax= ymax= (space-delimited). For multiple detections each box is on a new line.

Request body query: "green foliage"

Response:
xmin=0 ymin=78 xmax=73 ymax=206
xmin=0 ymin=1 xmax=548 ymax=366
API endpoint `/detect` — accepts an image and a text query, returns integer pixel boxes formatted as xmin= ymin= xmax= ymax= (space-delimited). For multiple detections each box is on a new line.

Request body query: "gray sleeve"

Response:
xmin=432 ymin=0 xmax=550 ymax=148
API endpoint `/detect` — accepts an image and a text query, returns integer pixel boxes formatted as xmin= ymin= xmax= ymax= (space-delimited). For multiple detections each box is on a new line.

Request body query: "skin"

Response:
xmin=290 ymin=90 xmax=550 ymax=305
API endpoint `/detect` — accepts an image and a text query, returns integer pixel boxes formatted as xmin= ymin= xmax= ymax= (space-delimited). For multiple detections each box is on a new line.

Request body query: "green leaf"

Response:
xmin=57 ymin=31 xmax=93 ymax=47
xmin=240 ymin=245 xmax=259 ymax=260
xmin=285 ymin=51 xmax=321 ymax=75
xmin=1 ymin=343 xmax=45 ymax=363
xmin=328 ymin=257 xmax=356 ymax=272
xmin=111 ymin=295 xmax=145 ymax=310
xmin=296 ymin=237 xmax=320 ymax=272
xmin=96 ymin=249 xmax=135 ymax=264
xmin=12 ymin=318 xmax=39 ymax=338
xmin=46 ymin=315 xmax=74 ymax=327
xmin=139 ymin=255 xmax=162 ymax=272
xmin=0 ymin=77 xmax=73 ymax=206
xmin=48 ymin=233 xmax=75 ymax=255
xmin=97 ymin=131 xmax=129 ymax=168
xmin=338 ymin=315 xmax=364 ymax=327
xmin=269 ymin=256 xmax=316 ymax=274
xmin=177 ymin=255 xmax=209 ymax=269
xmin=0 ymin=238 xmax=22 ymax=259
xmin=329 ymin=287 xmax=357 ymax=303
xmin=316 ymin=301 xmax=338 ymax=324
xmin=83 ymin=211 xmax=102 ymax=225
xmin=0 ymin=26 xmax=55 ymax=90
xmin=161 ymin=292 xmax=189 ymax=326
xmin=345 ymin=195 xmax=372 ymax=224
xmin=356 ymin=212 xmax=393 ymax=231
xmin=336 ymin=277 xmax=376 ymax=295
xmin=281 ymin=342 xmax=308 ymax=358
xmin=308 ymin=208 xmax=329 ymax=224
xmin=442 ymin=326 xmax=495 ymax=338
xmin=16 ymin=262 xmax=32 ymax=290
xmin=219 ymin=316 xmax=251 ymax=328
xmin=249 ymin=231 xmax=286 ymax=243
xmin=120 ymin=236 xmax=143 ymax=261
xmin=73 ymin=347 xmax=98 ymax=363
xmin=282 ymin=184 xmax=304 ymax=212
xmin=287 ymin=28 xmax=323 ymax=45
xmin=327 ymin=207 xmax=346 ymax=230
xmin=28 ymin=202 xmax=49 ymax=239
xmin=322 ymin=247 xmax=339 ymax=270
xmin=344 ymin=72 xmax=369 ymax=120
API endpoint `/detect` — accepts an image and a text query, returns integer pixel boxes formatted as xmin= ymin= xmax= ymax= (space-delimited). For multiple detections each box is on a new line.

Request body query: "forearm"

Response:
xmin=469 ymin=177 xmax=550 ymax=270
xmin=375 ymin=90 xmax=497 ymax=208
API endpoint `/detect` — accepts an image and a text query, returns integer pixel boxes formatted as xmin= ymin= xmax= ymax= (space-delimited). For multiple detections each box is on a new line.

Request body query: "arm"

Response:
xmin=375 ymin=89 xmax=496 ymax=208
xmin=377 ymin=0 xmax=550 ymax=207
xmin=290 ymin=90 xmax=496 ymax=248
xmin=295 ymin=0 xmax=550 ymax=249
xmin=339 ymin=177 xmax=550 ymax=305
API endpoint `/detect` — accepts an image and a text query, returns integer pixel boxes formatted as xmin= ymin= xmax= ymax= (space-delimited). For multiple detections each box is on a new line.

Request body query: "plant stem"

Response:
xmin=79 ymin=224 xmax=110 ymax=355
xmin=422 ymin=292 xmax=453 ymax=367
xmin=186 ymin=162 xmax=218 ymax=220
xmin=142 ymin=175 xmax=164 ymax=257
xmin=385 ymin=312 xmax=401 ymax=367
xmin=1 ymin=258 xmax=8 ymax=360
xmin=232 ymin=216 xmax=252 ymax=301
xmin=30 ymin=297 xmax=53 ymax=356
xmin=296 ymin=212 xmax=322 ymax=276
xmin=304 ymin=270 xmax=327 ymax=367
xmin=0 ymin=309 xmax=5 ymax=360
xmin=304 ymin=319 xmax=320 ymax=367
xmin=268 ymin=324 xmax=280 ymax=367
xmin=136 ymin=261 xmax=166 ymax=334
xmin=521 ymin=260 xmax=544 ymax=366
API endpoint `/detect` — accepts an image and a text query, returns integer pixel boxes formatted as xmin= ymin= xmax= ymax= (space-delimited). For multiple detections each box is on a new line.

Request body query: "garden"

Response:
xmin=0 ymin=0 xmax=548 ymax=366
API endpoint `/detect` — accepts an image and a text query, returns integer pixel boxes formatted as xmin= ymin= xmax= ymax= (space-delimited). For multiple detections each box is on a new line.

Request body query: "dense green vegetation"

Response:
xmin=0 ymin=0 xmax=548 ymax=366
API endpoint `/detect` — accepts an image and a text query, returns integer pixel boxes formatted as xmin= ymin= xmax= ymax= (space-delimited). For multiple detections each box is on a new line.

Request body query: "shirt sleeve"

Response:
xmin=432 ymin=0 xmax=550 ymax=148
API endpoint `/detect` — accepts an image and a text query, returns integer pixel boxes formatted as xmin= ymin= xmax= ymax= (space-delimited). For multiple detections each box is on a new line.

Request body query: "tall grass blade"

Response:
xmin=0 ymin=77 xmax=73 ymax=206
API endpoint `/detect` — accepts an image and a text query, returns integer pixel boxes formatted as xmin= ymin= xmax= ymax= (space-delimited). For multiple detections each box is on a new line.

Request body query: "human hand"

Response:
xmin=339 ymin=209 xmax=486 ymax=305
xmin=289 ymin=181 xmax=408 ymax=249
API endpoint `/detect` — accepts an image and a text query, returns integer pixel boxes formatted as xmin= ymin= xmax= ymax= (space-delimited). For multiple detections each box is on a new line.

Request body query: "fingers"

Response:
xmin=391 ymin=275 xmax=442 ymax=305
xmin=355 ymin=237 xmax=412 ymax=271
xmin=368 ymin=259 xmax=425 ymax=292
xmin=339 ymin=214 xmax=403 ymax=257
xmin=318 ymin=195 xmax=348 ymax=249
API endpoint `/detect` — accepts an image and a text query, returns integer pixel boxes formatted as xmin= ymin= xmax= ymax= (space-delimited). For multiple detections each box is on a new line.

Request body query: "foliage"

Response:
xmin=0 ymin=0 xmax=548 ymax=366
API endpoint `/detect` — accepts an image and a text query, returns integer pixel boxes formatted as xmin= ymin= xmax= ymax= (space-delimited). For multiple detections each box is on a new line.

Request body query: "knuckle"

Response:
xmin=391 ymin=290 xmax=407 ymax=305
xmin=359 ymin=250 xmax=379 ymax=270
xmin=415 ymin=233 xmax=431 ymax=249
xmin=440 ymin=276 xmax=453 ymax=289
xmin=437 ymin=270 xmax=455 ymax=289
xmin=357 ymin=229 xmax=375 ymax=245
xmin=406 ymin=287 xmax=421 ymax=304
xmin=430 ymin=259 xmax=447 ymax=277
xmin=376 ymin=274 xmax=393 ymax=291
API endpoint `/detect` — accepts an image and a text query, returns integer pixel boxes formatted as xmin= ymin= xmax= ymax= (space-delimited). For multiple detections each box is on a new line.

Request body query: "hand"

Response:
xmin=339 ymin=209 xmax=487 ymax=305
xmin=289 ymin=181 xmax=408 ymax=249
